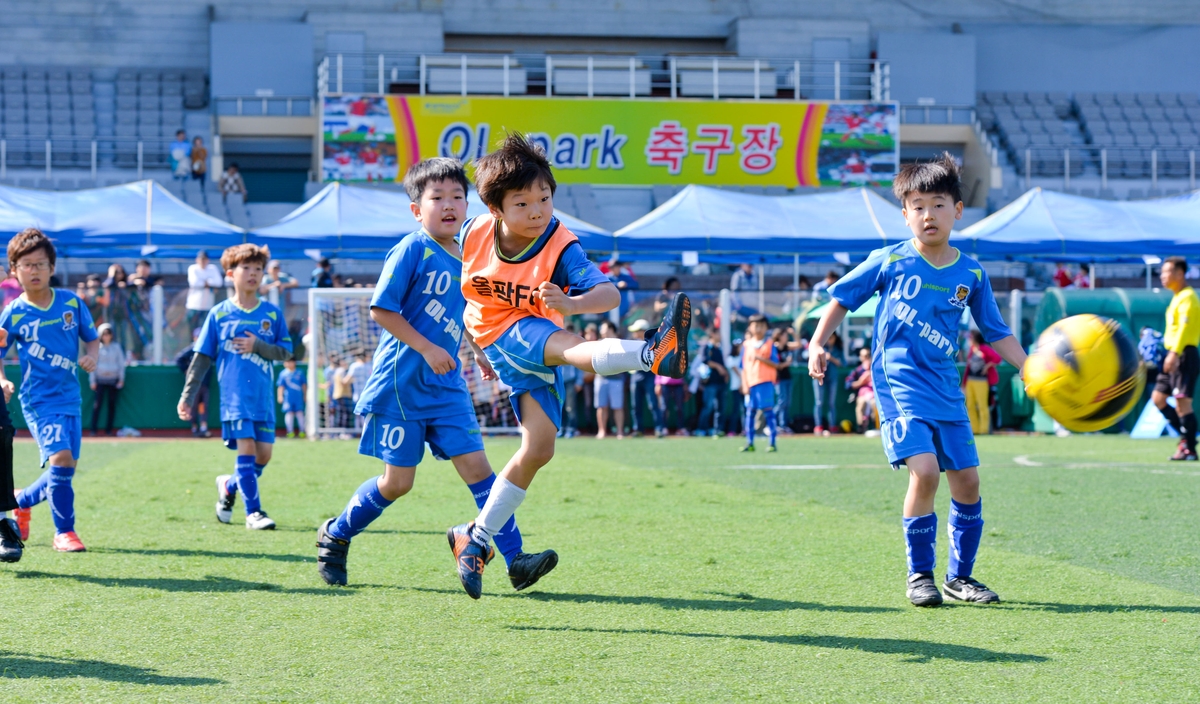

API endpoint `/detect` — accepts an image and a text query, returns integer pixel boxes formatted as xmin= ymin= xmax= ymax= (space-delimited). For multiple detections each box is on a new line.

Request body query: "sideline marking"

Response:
xmin=1013 ymin=455 xmax=1043 ymax=467
xmin=732 ymin=464 xmax=839 ymax=470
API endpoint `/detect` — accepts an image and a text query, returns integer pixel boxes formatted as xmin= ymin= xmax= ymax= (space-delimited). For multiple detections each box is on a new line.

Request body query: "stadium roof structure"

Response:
xmin=611 ymin=185 xmax=912 ymax=257
xmin=960 ymin=187 xmax=1200 ymax=261
xmin=250 ymin=183 xmax=612 ymax=256
xmin=0 ymin=180 xmax=246 ymax=256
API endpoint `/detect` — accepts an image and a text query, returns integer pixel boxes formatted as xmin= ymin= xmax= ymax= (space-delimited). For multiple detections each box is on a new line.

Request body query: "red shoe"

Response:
xmin=53 ymin=531 xmax=86 ymax=552
xmin=12 ymin=489 xmax=29 ymax=541
xmin=813 ymin=426 xmax=825 ymax=435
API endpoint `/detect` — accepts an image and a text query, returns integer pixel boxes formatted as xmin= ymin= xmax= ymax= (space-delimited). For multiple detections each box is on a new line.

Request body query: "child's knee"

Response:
xmin=379 ymin=472 xmax=414 ymax=498
xmin=520 ymin=433 xmax=556 ymax=468
xmin=256 ymin=442 xmax=273 ymax=465
xmin=49 ymin=450 xmax=76 ymax=469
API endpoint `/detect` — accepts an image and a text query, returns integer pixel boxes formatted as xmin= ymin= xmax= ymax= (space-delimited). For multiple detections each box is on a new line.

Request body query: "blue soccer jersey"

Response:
xmin=355 ymin=231 xmax=475 ymax=421
xmin=0 ymin=289 xmax=98 ymax=420
xmin=196 ymin=298 xmax=292 ymax=422
xmin=828 ymin=240 xmax=1011 ymax=422
xmin=277 ymin=367 xmax=306 ymax=411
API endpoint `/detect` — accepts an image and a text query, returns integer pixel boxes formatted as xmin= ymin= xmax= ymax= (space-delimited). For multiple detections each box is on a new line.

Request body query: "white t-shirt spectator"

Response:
xmin=347 ymin=359 xmax=373 ymax=401
xmin=187 ymin=262 xmax=225 ymax=312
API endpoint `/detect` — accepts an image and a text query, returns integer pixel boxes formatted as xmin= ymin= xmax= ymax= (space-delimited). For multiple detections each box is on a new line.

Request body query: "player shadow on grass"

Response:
xmin=15 ymin=570 xmax=351 ymax=596
xmin=272 ymin=526 xmax=444 ymax=536
xmin=0 ymin=650 xmax=221 ymax=686
xmin=1008 ymin=601 xmax=1200 ymax=614
xmin=509 ymin=627 xmax=1049 ymax=664
xmin=91 ymin=547 xmax=311 ymax=563
xmin=407 ymin=587 xmax=897 ymax=613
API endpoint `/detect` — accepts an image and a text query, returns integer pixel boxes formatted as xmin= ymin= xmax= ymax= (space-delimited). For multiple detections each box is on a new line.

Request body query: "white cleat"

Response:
xmin=245 ymin=511 xmax=276 ymax=530
xmin=215 ymin=475 xmax=235 ymax=524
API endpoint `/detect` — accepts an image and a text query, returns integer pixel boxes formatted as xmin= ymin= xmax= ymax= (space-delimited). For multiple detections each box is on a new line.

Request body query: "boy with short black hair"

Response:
xmin=3 ymin=228 xmax=99 ymax=552
xmin=808 ymin=154 xmax=1027 ymax=607
xmin=178 ymin=244 xmax=292 ymax=531
xmin=446 ymin=133 xmax=691 ymax=598
xmin=740 ymin=314 xmax=779 ymax=453
xmin=277 ymin=358 xmax=306 ymax=438
xmin=315 ymin=157 xmax=558 ymax=588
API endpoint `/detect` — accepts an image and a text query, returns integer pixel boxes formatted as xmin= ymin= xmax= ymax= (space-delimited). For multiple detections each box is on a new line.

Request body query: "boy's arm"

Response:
xmin=370 ymin=307 xmax=456 ymax=375
xmin=177 ymin=352 xmax=213 ymax=420
xmin=539 ymin=281 xmax=620 ymax=316
xmin=277 ymin=385 xmax=284 ymax=405
xmin=989 ymin=335 xmax=1028 ymax=378
xmin=463 ymin=330 xmax=496 ymax=381
xmin=807 ymin=303 xmax=849 ymax=384
xmin=79 ymin=339 xmax=99 ymax=373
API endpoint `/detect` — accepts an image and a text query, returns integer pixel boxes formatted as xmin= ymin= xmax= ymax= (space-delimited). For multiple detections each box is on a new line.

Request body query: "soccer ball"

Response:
xmin=1023 ymin=314 xmax=1144 ymax=433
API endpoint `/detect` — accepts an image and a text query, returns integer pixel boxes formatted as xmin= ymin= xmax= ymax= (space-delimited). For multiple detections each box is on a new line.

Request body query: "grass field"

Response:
xmin=2 ymin=433 xmax=1199 ymax=702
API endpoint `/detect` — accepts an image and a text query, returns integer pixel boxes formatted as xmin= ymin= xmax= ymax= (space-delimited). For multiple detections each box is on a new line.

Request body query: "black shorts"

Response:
xmin=1155 ymin=345 xmax=1200 ymax=398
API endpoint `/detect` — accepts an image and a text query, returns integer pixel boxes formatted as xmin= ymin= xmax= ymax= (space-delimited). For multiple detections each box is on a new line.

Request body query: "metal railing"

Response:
xmin=0 ymin=136 xmax=189 ymax=181
xmin=1019 ymin=146 xmax=1199 ymax=191
xmin=212 ymin=95 xmax=316 ymax=117
xmin=900 ymin=104 xmax=978 ymax=125
xmin=317 ymin=52 xmax=889 ymax=102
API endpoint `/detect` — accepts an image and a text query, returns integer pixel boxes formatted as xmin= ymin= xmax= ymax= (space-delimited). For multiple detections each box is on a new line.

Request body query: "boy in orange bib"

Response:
xmin=447 ymin=133 xmax=691 ymax=598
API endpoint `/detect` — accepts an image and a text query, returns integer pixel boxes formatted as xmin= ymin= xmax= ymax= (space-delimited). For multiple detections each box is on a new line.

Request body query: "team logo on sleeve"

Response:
xmin=949 ymin=284 xmax=970 ymax=309
xmin=62 ymin=311 xmax=76 ymax=330
xmin=260 ymin=319 xmax=272 ymax=335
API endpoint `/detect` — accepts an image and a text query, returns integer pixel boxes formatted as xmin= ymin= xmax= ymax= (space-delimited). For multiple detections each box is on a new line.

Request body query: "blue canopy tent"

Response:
xmin=610 ymin=185 xmax=911 ymax=257
xmin=961 ymin=187 xmax=1200 ymax=261
xmin=250 ymin=183 xmax=613 ymax=257
xmin=0 ymin=181 xmax=245 ymax=256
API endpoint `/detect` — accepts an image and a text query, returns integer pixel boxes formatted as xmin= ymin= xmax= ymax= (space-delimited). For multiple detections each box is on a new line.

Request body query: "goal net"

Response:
xmin=306 ymin=288 xmax=521 ymax=439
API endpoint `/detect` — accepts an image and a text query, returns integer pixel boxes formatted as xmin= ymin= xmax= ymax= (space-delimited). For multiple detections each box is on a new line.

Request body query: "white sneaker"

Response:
xmin=245 ymin=511 xmax=276 ymax=530
xmin=215 ymin=475 xmax=235 ymax=524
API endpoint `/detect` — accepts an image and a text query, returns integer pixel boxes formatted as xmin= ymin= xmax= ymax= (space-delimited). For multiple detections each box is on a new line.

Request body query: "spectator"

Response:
xmin=261 ymin=259 xmax=299 ymax=304
xmin=1140 ymin=326 xmax=1166 ymax=399
xmin=696 ymin=328 xmax=728 ymax=436
xmin=103 ymin=263 xmax=130 ymax=351
xmin=845 ymin=346 xmax=876 ymax=432
xmin=772 ymin=327 xmax=796 ymax=434
xmin=811 ymin=270 xmax=840 ymax=300
xmin=813 ymin=331 xmax=845 ymax=434
xmin=332 ymin=274 xmax=345 ymax=288
xmin=312 ymin=258 xmax=334 ymax=288
xmin=626 ymin=319 xmax=663 ymax=437
xmin=724 ymin=340 xmax=744 ymax=436
xmin=559 ymin=351 xmax=580 ymax=439
xmin=656 ymin=369 xmax=687 ymax=436
xmin=796 ymin=275 xmax=812 ymax=292
xmin=652 ymin=277 xmax=681 ymax=324
xmin=0 ymin=266 xmax=21 ymax=308
xmin=593 ymin=321 xmax=628 ymax=439
xmin=219 ymin=161 xmax=248 ymax=201
xmin=129 ymin=259 xmax=160 ymax=289
xmin=175 ymin=328 xmax=212 ymax=437
xmin=1053 ymin=262 xmax=1074 ymax=288
xmin=169 ymin=129 xmax=190 ymax=184
xmin=186 ymin=250 xmax=224 ymax=332
xmin=77 ymin=273 xmax=106 ymax=326
xmin=1074 ymin=263 xmax=1093 ymax=289
xmin=189 ymin=136 xmax=208 ymax=206
xmin=125 ymin=260 xmax=158 ymax=360
xmin=607 ymin=259 xmax=639 ymax=320
xmin=729 ymin=263 xmax=758 ymax=319
xmin=330 ymin=358 xmax=355 ymax=432
xmin=89 ymin=323 xmax=126 ymax=437
xmin=963 ymin=330 xmax=1001 ymax=435
xmin=348 ymin=352 xmax=372 ymax=403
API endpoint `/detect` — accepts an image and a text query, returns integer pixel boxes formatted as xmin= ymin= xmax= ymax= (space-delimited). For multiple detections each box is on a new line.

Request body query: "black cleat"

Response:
xmin=0 ymin=517 xmax=23 ymax=563
xmin=647 ymin=292 xmax=691 ymax=379
xmin=907 ymin=572 xmax=943 ymax=607
xmin=944 ymin=576 xmax=1000 ymax=604
xmin=316 ymin=518 xmax=349 ymax=586
xmin=447 ymin=523 xmax=494 ymax=599
xmin=508 ymin=549 xmax=559 ymax=591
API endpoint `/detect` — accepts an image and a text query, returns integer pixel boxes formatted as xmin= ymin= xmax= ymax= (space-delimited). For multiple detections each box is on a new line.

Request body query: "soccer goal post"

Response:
xmin=306 ymin=287 xmax=522 ymax=439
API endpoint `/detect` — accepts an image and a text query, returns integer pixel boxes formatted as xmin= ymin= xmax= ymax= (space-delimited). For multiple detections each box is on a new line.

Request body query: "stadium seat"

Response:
xmin=116 ymin=81 xmax=137 ymax=96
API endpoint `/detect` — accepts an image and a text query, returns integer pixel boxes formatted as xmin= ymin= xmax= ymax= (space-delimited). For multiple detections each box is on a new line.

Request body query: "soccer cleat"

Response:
xmin=767 ymin=445 xmax=778 ymax=453
xmin=215 ymin=475 xmax=236 ymax=524
xmin=739 ymin=444 xmax=755 ymax=452
xmin=12 ymin=489 xmax=29 ymax=540
xmin=447 ymin=522 xmax=495 ymax=599
xmin=0 ymin=517 xmax=24 ymax=563
xmin=647 ymin=292 xmax=691 ymax=379
xmin=508 ymin=549 xmax=559 ymax=591
xmin=316 ymin=518 xmax=350 ymax=586
xmin=52 ymin=531 xmax=86 ymax=552
xmin=245 ymin=511 xmax=276 ymax=530
xmin=1169 ymin=445 xmax=1198 ymax=461
xmin=906 ymin=572 xmax=943 ymax=607
xmin=944 ymin=576 xmax=1000 ymax=604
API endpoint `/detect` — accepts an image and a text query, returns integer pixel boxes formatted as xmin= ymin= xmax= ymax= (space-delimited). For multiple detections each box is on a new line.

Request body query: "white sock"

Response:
xmin=591 ymin=338 xmax=651 ymax=375
xmin=472 ymin=477 xmax=526 ymax=544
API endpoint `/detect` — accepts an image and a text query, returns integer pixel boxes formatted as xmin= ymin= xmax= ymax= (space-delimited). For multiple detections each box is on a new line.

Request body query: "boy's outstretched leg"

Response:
xmin=903 ymin=454 xmax=942 ymax=607
xmin=943 ymin=467 xmax=998 ymax=603
xmin=552 ymin=292 xmax=692 ymax=380
xmin=317 ymin=466 xmax=409 ymax=586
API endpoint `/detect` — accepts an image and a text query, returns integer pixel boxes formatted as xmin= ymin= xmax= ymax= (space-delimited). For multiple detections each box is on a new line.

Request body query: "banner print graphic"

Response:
xmin=322 ymin=95 xmax=898 ymax=188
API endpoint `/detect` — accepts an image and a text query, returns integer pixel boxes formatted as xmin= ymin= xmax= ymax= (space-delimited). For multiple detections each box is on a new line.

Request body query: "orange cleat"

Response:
xmin=647 ymin=292 xmax=691 ymax=379
xmin=12 ymin=489 xmax=29 ymax=541
xmin=52 ymin=531 xmax=86 ymax=552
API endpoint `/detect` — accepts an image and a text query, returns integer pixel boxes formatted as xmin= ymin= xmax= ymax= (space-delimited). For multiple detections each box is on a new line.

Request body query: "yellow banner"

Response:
xmin=321 ymin=95 xmax=897 ymax=188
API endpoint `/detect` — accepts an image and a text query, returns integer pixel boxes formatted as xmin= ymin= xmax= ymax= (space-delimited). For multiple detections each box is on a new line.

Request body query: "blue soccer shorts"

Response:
xmin=282 ymin=401 xmax=305 ymax=413
xmin=744 ymin=382 xmax=776 ymax=410
xmin=30 ymin=414 xmax=82 ymax=467
xmin=483 ymin=316 xmax=566 ymax=429
xmin=880 ymin=416 xmax=978 ymax=472
xmin=358 ymin=411 xmax=485 ymax=467
xmin=222 ymin=418 xmax=277 ymax=450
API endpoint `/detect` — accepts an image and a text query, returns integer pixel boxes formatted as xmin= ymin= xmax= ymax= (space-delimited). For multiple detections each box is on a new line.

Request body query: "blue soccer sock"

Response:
xmin=234 ymin=455 xmax=261 ymax=515
xmin=47 ymin=465 xmax=75 ymax=534
xmin=764 ymin=409 xmax=777 ymax=447
xmin=467 ymin=473 xmax=523 ymax=567
xmin=744 ymin=406 xmax=756 ymax=446
xmin=903 ymin=512 xmax=937 ymax=575
xmin=225 ymin=475 xmax=238 ymax=495
xmin=16 ymin=469 xmax=52 ymax=509
xmin=328 ymin=476 xmax=394 ymax=541
xmin=254 ymin=462 xmax=267 ymax=478
xmin=947 ymin=498 xmax=984 ymax=580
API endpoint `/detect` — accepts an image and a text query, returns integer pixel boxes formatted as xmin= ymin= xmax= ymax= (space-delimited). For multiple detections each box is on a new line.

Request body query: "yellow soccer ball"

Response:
xmin=1024 ymin=314 xmax=1145 ymax=433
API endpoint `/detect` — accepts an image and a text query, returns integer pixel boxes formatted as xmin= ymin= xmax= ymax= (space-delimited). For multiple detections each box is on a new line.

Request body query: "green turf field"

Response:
xmin=2 ymin=434 xmax=1199 ymax=702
